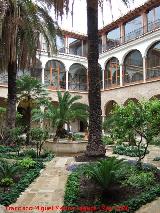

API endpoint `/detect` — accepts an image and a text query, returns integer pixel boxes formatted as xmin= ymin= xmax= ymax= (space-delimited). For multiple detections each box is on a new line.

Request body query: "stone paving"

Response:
xmin=6 ymin=157 xmax=74 ymax=213
xmin=3 ymin=145 xmax=160 ymax=213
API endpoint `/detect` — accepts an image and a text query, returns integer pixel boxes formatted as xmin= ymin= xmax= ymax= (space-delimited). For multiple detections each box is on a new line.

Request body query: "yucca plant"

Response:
xmin=87 ymin=157 xmax=123 ymax=190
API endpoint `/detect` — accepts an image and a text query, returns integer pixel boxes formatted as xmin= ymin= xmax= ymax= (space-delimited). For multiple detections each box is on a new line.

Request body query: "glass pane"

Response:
xmin=68 ymin=38 xmax=82 ymax=56
xmin=125 ymin=16 xmax=142 ymax=42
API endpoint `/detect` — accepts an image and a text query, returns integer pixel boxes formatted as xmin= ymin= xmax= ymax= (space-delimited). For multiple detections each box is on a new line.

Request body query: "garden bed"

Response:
xmin=63 ymin=159 xmax=160 ymax=213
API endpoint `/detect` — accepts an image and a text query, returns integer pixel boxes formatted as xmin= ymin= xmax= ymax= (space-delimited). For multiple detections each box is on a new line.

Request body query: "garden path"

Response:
xmin=6 ymin=157 xmax=74 ymax=213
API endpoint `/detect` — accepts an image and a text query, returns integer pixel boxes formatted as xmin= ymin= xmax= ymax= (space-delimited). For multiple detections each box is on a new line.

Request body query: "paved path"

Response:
xmin=6 ymin=157 xmax=74 ymax=213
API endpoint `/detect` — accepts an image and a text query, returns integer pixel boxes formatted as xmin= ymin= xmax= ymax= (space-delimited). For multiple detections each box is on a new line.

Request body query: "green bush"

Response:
xmin=102 ymin=135 xmax=114 ymax=145
xmin=0 ymin=145 xmax=17 ymax=153
xmin=150 ymin=136 xmax=160 ymax=146
xmin=72 ymin=133 xmax=84 ymax=141
xmin=0 ymin=160 xmax=19 ymax=180
xmin=19 ymin=157 xmax=36 ymax=169
xmin=115 ymin=162 xmax=137 ymax=181
xmin=86 ymin=157 xmax=123 ymax=190
xmin=20 ymin=149 xmax=37 ymax=158
xmin=113 ymin=144 xmax=149 ymax=157
xmin=123 ymin=172 xmax=155 ymax=189
xmin=153 ymin=157 xmax=160 ymax=161
xmin=0 ymin=178 xmax=14 ymax=189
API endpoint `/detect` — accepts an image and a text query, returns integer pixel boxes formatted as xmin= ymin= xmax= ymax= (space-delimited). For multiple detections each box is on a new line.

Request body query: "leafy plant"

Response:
xmin=113 ymin=144 xmax=149 ymax=157
xmin=0 ymin=160 xmax=19 ymax=180
xmin=86 ymin=157 xmax=123 ymax=190
xmin=9 ymin=127 xmax=24 ymax=156
xmin=19 ymin=157 xmax=36 ymax=169
xmin=19 ymin=149 xmax=37 ymax=158
xmin=30 ymin=128 xmax=49 ymax=157
xmin=0 ymin=177 xmax=14 ymax=192
xmin=123 ymin=172 xmax=155 ymax=189
xmin=102 ymin=135 xmax=114 ymax=145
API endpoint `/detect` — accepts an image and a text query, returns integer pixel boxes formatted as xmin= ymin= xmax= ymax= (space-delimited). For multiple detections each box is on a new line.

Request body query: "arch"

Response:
xmin=17 ymin=58 xmax=42 ymax=80
xmin=146 ymin=41 xmax=160 ymax=80
xmin=69 ymin=63 xmax=87 ymax=91
xmin=105 ymin=100 xmax=117 ymax=117
xmin=124 ymin=50 xmax=143 ymax=84
xmin=104 ymin=57 xmax=120 ymax=89
xmin=124 ymin=98 xmax=139 ymax=106
xmin=45 ymin=60 xmax=66 ymax=89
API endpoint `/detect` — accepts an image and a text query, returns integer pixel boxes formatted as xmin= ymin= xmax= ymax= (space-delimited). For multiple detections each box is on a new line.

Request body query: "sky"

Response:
xmin=56 ymin=0 xmax=148 ymax=34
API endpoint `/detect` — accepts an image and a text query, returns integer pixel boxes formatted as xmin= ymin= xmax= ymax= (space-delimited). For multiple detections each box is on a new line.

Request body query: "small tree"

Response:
xmin=9 ymin=127 xmax=24 ymax=156
xmin=17 ymin=75 xmax=48 ymax=144
xmin=103 ymin=100 xmax=160 ymax=168
xmin=30 ymin=128 xmax=49 ymax=157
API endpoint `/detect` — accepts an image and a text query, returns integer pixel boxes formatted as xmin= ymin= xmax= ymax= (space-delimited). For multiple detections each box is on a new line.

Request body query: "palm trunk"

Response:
xmin=86 ymin=0 xmax=105 ymax=156
xmin=26 ymin=97 xmax=31 ymax=145
xmin=6 ymin=60 xmax=17 ymax=129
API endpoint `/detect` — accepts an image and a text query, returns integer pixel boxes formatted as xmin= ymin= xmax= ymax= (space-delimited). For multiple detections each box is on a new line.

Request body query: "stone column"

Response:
xmin=102 ymin=33 xmax=106 ymax=52
xmin=143 ymin=56 xmax=147 ymax=83
xmin=142 ymin=12 xmax=147 ymax=34
xmin=102 ymin=69 xmax=105 ymax=90
xmin=82 ymin=40 xmax=84 ymax=57
xmin=41 ymin=66 xmax=45 ymax=84
xmin=66 ymin=70 xmax=69 ymax=91
xmin=120 ymin=64 xmax=123 ymax=87
xmin=120 ymin=23 xmax=125 ymax=44
xmin=65 ymin=36 xmax=69 ymax=54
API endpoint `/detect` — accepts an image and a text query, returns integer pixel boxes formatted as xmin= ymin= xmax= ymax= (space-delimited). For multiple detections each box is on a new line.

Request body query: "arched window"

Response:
xmin=105 ymin=100 xmax=117 ymax=117
xmin=17 ymin=59 xmax=42 ymax=81
xmin=104 ymin=57 xmax=120 ymax=89
xmin=69 ymin=64 xmax=87 ymax=91
xmin=45 ymin=60 xmax=66 ymax=89
xmin=147 ymin=42 xmax=160 ymax=80
xmin=124 ymin=50 xmax=143 ymax=84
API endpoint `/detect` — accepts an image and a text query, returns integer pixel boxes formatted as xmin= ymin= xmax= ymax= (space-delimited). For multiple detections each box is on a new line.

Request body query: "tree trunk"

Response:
xmin=26 ymin=97 xmax=31 ymax=145
xmin=6 ymin=60 xmax=17 ymax=130
xmin=86 ymin=0 xmax=106 ymax=157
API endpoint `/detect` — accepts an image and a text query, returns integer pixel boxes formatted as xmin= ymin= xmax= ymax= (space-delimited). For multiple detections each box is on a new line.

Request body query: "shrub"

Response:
xmin=153 ymin=157 xmax=160 ymax=161
xmin=72 ymin=133 xmax=84 ymax=141
xmin=19 ymin=157 xmax=36 ymax=169
xmin=0 ymin=145 xmax=17 ymax=153
xmin=86 ymin=157 xmax=123 ymax=190
xmin=113 ymin=144 xmax=149 ymax=157
xmin=150 ymin=136 xmax=160 ymax=146
xmin=102 ymin=135 xmax=114 ymax=145
xmin=123 ymin=172 xmax=155 ymax=189
xmin=0 ymin=178 xmax=14 ymax=192
xmin=20 ymin=149 xmax=37 ymax=158
xmin=0 ymin=160 xmax=19 ymax=180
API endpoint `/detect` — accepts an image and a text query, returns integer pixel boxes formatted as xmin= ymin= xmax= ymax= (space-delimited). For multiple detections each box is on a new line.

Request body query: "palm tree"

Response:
xmin=32 ymin=91 xmax=88 ymax=141
xmin=52 ymin=0 xmax=129 ymax=156
xmin=0 ymin=0 xmax=58 ymax=132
